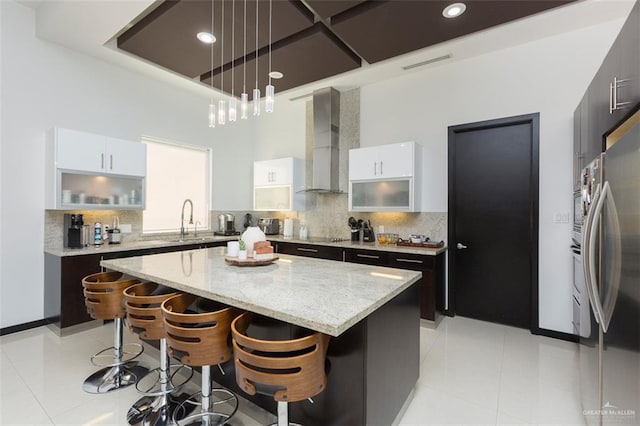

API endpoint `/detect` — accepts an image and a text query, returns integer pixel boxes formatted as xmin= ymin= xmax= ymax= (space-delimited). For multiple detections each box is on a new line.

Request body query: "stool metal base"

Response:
xmin=127 ymin=392 xmax=195 ymax=426
xmin=82 ymin=362 xmax=149 ymax=394
xmin=174 ymin=388 xmax=239 ymax=426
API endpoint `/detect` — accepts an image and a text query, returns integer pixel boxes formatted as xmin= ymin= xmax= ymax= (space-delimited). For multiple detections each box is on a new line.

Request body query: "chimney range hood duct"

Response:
xmin=304 ymin=87 xmax=341 ymax=193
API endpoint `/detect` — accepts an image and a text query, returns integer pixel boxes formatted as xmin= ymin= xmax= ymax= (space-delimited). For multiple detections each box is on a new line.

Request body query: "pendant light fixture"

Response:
xmin=217 ymin=0 xmax=226 ymax=125
xmin=240 ymin=0 xmax=248 ymax=119
xmin=252 ymin=0 xmax=260 ymax=116
xmin=265 ymin=0 xmax=274 ymax=113
xmin=208 ymin=0 xmax=216 ymax=128
xmin=228 ymin=0 xmax=237 ymax=122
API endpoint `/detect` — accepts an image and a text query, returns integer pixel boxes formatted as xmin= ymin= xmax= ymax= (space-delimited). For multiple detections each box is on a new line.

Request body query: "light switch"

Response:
xmin=120 ymin=224 xmax=132 ymax=233
xmin=554 ymin=212 xmax=570 ymax=223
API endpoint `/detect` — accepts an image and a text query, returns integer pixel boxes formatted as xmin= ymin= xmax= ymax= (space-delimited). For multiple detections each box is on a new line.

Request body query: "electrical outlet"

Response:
xmin=554 ymin=212 xmax=570 ymax=223
xmin=120 ymin=224 xmax=132 ymax=233
xmin=378 ymin=225 xmax=384 ymax=233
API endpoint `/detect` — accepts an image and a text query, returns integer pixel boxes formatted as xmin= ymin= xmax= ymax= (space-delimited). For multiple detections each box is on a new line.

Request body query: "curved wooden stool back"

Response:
xmin=124 ymin=282 xmax=179 ymax=340
xmin=82 ymin=271 xmax=140 ymax=320
xmin=231 ymin=312 xmax=330 ymax=403
xmin=161 ymin=293 xmax=241 ymax=367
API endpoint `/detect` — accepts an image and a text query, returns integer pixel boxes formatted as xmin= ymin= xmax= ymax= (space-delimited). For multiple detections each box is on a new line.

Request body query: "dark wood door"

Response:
xmin=448 ymin=113 xmax=539 ymax=329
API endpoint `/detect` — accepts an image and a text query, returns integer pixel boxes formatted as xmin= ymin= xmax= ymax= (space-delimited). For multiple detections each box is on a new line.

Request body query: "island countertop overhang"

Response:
xmin=100 ymin=246 xmax=421 ymax=337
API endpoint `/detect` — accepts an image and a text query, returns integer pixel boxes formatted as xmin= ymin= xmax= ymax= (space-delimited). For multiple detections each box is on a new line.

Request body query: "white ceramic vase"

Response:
xmin=241 ymin=226 xmax=266 ymax=258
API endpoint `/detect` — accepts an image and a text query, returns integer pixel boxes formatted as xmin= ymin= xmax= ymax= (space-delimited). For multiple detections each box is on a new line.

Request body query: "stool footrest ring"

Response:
xmin=173 ymin=388 xmax=239 ymax=426
xmin=90 ymin=342 xmax=144 ymax=368
xmin=135 ymin=364 xmax=194 ymax=397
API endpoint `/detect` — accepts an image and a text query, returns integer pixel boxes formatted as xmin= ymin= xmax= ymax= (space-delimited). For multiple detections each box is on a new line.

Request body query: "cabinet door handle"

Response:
xmin=101 ymin=153 xmax=104 ymax=169
xmin=297 ymin=248 xmax=318 ymax=253
xmin=396 ymin=258 xmax=423 ymax=264
xmin=373 ymin=162 xmax=377 ymax=176
xmin=609 ymin=82 xmax=614 ymax=114
xmin=110 ymin=155 xmax=113 ymax=170
xmin=613 ymin=77 xmax=631 ymax=110
xmin=357 ymin=253 xmax=379 ymax=259
xmin=380 ymin=161 xmax=383 ymax=175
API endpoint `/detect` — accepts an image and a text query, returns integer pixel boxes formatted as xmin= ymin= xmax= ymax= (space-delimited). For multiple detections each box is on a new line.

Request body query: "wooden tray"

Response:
xmin=396 ymin=239 xmax=445 ymax=249
xmin=225 ymin=255 xmax=279 ymax=266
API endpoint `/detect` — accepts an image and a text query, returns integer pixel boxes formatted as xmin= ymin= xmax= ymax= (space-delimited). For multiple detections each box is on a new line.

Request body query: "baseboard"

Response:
xmin=0 ymin=319 xmax=48 ymax=336
xmin=533 ymin=327 xmax=579 ymax=343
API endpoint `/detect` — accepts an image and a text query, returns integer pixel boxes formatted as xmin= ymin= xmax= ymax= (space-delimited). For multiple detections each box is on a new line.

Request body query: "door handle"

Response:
xmin=456 ymin=243 xmax=468 ymax=250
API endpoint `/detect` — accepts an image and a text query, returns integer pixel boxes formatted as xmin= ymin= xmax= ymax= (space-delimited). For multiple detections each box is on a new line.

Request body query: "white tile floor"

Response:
xmin=0 ymin=316 xmax=585 ymax=425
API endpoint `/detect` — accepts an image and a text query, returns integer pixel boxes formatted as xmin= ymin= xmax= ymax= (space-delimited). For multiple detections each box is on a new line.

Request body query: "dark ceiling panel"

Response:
xmin=202 ymin=24 xmax=361 ymax=96
xmin=330 ymin=0 xmax=575 ymax=64
xmin=303 ymin=0 xmax=368 ymax=20
xmin=116 ymin=0 xmax=578 ymax=94
xmin=118 ymin=0 xmax=314 ymax=78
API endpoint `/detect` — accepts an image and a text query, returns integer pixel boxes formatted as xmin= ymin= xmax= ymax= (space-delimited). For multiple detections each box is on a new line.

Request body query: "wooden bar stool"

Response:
xmin=162 ymin=293 xmax=242 ymax=425
xmin=124 ymin=282 xmax=194 ymax=426
xmin=81 ymin=271 xmax=149 ymax=394
xmin=231 ymin=313 xmax=330 ymax=426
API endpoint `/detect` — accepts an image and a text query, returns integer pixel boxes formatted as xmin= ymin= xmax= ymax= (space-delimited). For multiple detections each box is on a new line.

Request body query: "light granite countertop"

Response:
xmin=100 ymin=246 xmax=421 ymax=337
xmin=45 ymin=234 xmax=447 ymax=257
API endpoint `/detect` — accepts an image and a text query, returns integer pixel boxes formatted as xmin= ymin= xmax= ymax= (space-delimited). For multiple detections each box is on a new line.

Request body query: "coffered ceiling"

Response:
xmin=116 ymin=0 xmax=575 ymax=97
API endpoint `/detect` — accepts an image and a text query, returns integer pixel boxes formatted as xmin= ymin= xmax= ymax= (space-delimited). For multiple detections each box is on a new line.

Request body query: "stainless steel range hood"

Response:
xmin=303 ymin=87 xmax=342 ymax=193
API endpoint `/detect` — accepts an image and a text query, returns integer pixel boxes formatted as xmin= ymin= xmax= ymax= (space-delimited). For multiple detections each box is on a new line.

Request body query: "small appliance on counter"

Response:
xmin=258 ymin=218 xmax=280 ymax=235
xmin=63 ymin=213 xmax=84 ymax=249
xmin=108 ymin=216 xmax=121 ymax=244
xmin=362 ymin=220 xmax=375 ymax=242
xmin=215 ymin=213 xmax=240 ymax=236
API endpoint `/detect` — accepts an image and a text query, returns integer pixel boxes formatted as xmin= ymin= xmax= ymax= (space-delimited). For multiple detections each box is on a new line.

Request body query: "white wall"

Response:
xmin=359 ymin=21 xmax=625 ymax=333
xmin=0 ymin=1 xmax=259 ymax=328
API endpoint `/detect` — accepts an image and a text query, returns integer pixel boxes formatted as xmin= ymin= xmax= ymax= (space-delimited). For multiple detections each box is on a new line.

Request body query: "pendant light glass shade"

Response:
xmin=251 ymin=85 xmax=259 ymax=113
xmin=265 ymin=84 xmax=274 ymax=113
xmin=208 ymin=103 xmax=216 ymax=128
xmin=241 ymin=93 xmax=248 ymax=119
xmin=265 ymin=0 xmax=274 ymax=114
xmin=218 ymin=99 xmax=226 ymax=125
xmin=229 ymin=97 xmax=237 ymax=122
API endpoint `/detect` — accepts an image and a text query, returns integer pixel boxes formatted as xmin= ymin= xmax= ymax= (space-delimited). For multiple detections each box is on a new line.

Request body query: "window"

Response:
xmin=142 ymin=136 xmax=211 ymax=234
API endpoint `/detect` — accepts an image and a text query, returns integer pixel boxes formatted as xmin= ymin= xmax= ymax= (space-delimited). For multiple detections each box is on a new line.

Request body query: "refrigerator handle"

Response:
xmin=598 ymin=182 xmax=622 ymax=332
xmin=588 ymin=182 xmax=612 ymax=330
xmin=582 ymin=183 xmax=602 ymax=325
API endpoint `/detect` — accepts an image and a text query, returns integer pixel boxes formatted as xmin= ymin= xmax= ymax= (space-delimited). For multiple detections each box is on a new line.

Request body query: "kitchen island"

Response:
xmin=101 ymin=246 xmax=421 ymax=425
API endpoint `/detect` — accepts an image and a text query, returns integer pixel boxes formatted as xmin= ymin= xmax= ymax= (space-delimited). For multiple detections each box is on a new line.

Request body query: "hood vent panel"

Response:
xmin=305 ymin=88 xmax=342 ymax=193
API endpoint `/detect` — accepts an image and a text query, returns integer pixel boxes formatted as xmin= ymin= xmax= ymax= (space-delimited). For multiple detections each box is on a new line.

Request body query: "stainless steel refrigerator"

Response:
xmin=579 ymin=109 xmax=640 ymax=426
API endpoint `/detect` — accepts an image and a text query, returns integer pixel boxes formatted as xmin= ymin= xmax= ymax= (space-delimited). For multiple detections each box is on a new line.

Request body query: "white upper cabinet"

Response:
xmin=349 ymin=141 xmax=421 ymax=212
xmin=46 ymin=128 xmax=147 ymax=210
xmin=253 ymin=157 xmax=292 ymax=186
xmin=55 ymin=128 xmax=146 ymax=177
xmin=253 ymin=157 xmax=305 ymax=211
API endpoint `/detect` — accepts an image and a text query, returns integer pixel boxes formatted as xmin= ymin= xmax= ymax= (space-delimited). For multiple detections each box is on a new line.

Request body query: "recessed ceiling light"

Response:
xmin=197 ymin=32 xmax=216 ymax=44
xmin=443 ymin=3 xmax=466 ymax=18
xmin=268 ymin=71 xmax=284 ymax=79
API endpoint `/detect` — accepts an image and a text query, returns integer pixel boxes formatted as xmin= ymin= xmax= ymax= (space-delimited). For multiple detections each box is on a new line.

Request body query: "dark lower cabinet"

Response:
xmin=274 ymin=242 xmax=445 ymax=320
xmin=44 ymin=242 xmax=225 ymax=330
xmin=273 ymin=241 xmax=344 ymax=261
xmin=346 ymin=248 xmax=445 ymax=322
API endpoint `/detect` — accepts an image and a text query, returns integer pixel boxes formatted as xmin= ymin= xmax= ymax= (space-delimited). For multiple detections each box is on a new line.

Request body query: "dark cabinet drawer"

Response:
xmin=275 ymin=242 xmax=344 ymax=261
xmin=344 ymin=248 xmax=388 ymax=266
xmin=388 ymin=252 xmax=434 ymax=270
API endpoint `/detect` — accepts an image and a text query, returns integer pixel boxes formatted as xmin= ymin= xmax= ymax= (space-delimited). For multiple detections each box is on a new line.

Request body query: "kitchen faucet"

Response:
xmin=180 ymin=199 xmax=193 ymax=241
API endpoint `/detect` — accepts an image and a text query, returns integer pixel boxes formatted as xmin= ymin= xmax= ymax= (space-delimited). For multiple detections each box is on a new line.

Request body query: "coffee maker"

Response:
xmin=215 ymin=214 xmax=239 ymax=236
xmin=64 ymin=213 xmax=84 ymax=249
